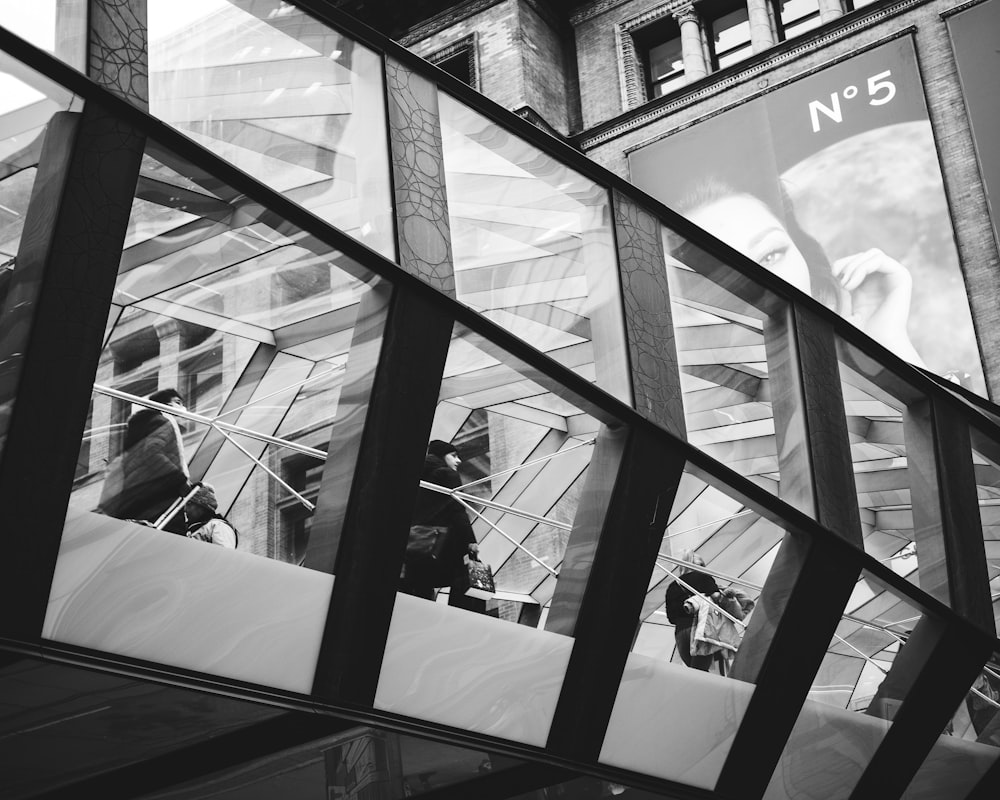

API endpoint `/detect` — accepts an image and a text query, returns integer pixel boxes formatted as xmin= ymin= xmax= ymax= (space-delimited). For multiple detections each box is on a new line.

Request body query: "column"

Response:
xmin=818 ymin=0 xmax=845 ymax=24
xmin=153 ymin=317 xmax=183 ymax=394
xmin=747 ymin=0 xmax=777 ymax=52
xmin=673 ymin=4 xmax=708 ymax=83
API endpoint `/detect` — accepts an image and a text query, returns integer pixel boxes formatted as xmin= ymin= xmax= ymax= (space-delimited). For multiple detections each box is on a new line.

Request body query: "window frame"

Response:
xmin=426 ymin=34 xmax=479 ymax=90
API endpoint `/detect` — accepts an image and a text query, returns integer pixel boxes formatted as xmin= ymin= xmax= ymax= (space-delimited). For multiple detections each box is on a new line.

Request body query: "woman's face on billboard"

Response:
xmin=688 ymin=194 xmax=812 ymax=296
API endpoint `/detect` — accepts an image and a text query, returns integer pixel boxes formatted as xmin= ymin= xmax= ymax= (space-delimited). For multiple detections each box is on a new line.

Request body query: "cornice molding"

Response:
xmin=578 ymin=0 xmax=929 ymax=150
xmin=398 ymin=0 xmax=507 ymax=46
xmin=570 ymin=0 xmax=635 ymax=25
xmin=938 ymin=0 xmax=992 ymax=17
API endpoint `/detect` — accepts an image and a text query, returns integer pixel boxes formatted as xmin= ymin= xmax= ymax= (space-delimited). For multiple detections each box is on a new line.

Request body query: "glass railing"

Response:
xmin=0 ymin=50 xmax=82 ymax=462
xmin=2 ymin=4 xmax=999 ymax=798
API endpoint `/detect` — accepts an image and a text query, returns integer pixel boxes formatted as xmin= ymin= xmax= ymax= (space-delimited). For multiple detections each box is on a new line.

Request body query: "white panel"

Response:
xmin=375 ymin=594 xmax=573 ymax=747
xmin=599 ymin=652 xmax=755 ymax=789
xmin=763 ymin=698 xmax=888 ymax=799
xmin=764 ymin=695 xmax=998 ymax=800
xmin=902 ymin=734 xmax=998 ymax=800
xmin=43 ymin=508 xmax=333 ymax=694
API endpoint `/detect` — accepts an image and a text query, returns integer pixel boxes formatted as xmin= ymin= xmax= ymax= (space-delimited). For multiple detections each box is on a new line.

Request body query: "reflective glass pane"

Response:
xmin=712 ymin=8 xmax=752 ymax=68
xmin=901 ymin=657 xmax=1000 ymax=799
xmin=378 ymin=321 xmax=617 ymax=745
xmin=3 ymin=656 xmax=284 ymax=800
xmin=765 ymin=571 xmax=930 ymax=798
xmin=398 ymin=321 xmax=603 ymax=619
xmin=439 ymin=91 xmax=632 ymax=404
xmin=604 ymin=466 xmax=812 ymax=787
xmin=649 ymin=36 xmax=684 ymax=97
xmin=838 ymin=348 xmax=923 ymax=593
xmin=0 ymin=1 xmax=86 ymax=71
xmin=634 ymin=466 xmax=780 ymax=678
xmin=147 ymin=0 xmax=394 ymax=258
xmin=44 ymin=133 xmax=388 ymax=691
xmin=133 ymin=724 xmax=524 ymax=800
xmin=0 ymin=51 xmax=81 ymax=461
xmin=969 ymin=428 xmax=1000 ymax=637
xmin=660 ymin=228 xmax=788 ymax=502
xmin=781 ymin=0 xmax=823 ymax=38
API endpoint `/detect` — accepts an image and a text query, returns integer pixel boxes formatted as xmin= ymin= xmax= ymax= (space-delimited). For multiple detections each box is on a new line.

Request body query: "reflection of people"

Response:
xmin=185 ymin=484 xmax=238 ymax=549
xmin=401 ymin=440 xmax=479 ymax=604
xmin=681 ymin=178 xmax=924 ymax=366
xmin=112 ymin=388 xmax=192 ymax=533
xmin=664 ymin=551 xmax=720 ymax=671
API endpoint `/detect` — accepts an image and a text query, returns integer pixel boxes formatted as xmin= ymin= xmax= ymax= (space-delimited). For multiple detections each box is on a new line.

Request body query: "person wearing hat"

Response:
xmin=401 ymin=440 xmax=479 ymax=605
xmin=185 ymin=483 xmax=238 ymax=549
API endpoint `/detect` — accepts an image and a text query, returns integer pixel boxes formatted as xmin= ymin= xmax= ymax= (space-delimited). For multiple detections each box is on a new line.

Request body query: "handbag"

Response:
xmin=464 ymin=555 xmax=496 ymax=600
xmin=405 ymin=525 xmax=450 ymax=563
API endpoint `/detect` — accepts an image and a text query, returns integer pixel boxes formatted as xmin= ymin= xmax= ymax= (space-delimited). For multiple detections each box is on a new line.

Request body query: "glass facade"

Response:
xmin=1 ymin=3 xmax=998 ymax=800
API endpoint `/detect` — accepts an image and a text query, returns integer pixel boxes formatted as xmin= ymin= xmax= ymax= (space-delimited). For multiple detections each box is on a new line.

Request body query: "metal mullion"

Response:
xmin=0 ymin=103 xmax=146 ymax=639
xmin=545 ymin=428 xmax=685 ymax=761
xmin=308 ymin=284 xmax=453 ymax=705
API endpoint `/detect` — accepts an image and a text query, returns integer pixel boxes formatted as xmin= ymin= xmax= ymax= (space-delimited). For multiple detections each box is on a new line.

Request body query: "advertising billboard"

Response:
xmin=947 ymin=0 xmax=1000 ymax=256
xmin=628 ymin=36 xmax=985 ymax=394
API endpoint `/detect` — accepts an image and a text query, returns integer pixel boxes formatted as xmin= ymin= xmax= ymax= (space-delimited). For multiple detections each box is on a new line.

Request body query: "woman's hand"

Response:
xmin=832 ymin=249 xmax=924 ymax=366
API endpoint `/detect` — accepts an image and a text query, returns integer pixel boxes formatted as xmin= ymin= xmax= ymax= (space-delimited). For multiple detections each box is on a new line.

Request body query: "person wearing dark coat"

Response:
xmin=401 ymin=440 xmax=480 ymax=608
xmin=665 ymin=551 xmax=721 ymax=671
xmin=101 ymin=388 xmax=192 ymax=534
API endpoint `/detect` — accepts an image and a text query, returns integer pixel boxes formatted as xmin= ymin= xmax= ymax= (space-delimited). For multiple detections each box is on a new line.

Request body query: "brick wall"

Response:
xmin=517 ymin=1 xmax=572 ymax=134
xmin=573 ymin=0 xmax=651 ymax=130
xmin=408 ymin=0 xmax=526 ymax=112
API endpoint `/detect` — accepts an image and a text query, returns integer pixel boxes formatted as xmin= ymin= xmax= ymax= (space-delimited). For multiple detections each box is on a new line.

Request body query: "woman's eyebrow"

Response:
xmin=747 ymin=226 xmax=785 ymax=251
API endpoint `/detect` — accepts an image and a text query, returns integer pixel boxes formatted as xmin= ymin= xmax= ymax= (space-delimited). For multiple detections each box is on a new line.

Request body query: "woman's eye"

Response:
xmin=758 ymin=247 xmax=785 ymax=268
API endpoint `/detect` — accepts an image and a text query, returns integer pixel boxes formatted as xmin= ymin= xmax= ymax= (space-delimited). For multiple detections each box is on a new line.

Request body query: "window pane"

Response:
xmin=766 ymin=572 xmax=934 ymax=797
xmin=837 ymin=343 xmax=924 ymax=597
xmin=661 ymin=226 xmax=791 ymax=506
xmin=649 ymin=36 xmax=684 ymax=97
xmin=438 ymin=92 xmax=632 ymax=404
xmin=712 ymin=8 xmax=752 ymax=68
xmin=969 ymin=429 xmax=1000 ymax=638
xmin=903 ymin=658 xmax=1000 ymax=799
xmin=147 ymin=0 xmax=394 ymax=259
xmin=378 ymin=321 xmax=623 ymax=746
xmin=0 ymin=1 xmax=86 ymax=71
xmin=780 ymin=0 xmax=823 ymax=39
xmin=44 ymin=132 xmax=389 ymax=692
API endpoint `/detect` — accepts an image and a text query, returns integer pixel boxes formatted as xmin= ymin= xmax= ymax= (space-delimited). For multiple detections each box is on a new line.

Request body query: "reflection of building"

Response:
xmin=1 ymin=2 xmax=1000 ymax=800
